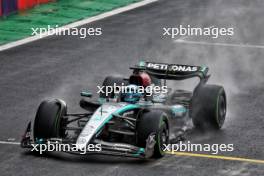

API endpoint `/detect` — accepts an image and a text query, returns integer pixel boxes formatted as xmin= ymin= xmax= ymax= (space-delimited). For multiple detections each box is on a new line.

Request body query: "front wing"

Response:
xmin=21 ymin=122 xmax=156 ymax=159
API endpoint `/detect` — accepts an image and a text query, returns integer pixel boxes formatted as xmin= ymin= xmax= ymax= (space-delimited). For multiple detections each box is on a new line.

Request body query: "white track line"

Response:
xmin=0 ymin=141 xmax=20 ymax=145
xmin=0 ymin=0 xmax=158 ymax=52
xmin=174 ymin=39 xmax=264 ymax=49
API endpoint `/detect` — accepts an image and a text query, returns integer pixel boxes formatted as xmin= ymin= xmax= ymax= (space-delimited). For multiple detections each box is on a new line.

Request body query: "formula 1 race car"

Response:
xmin=21 ymin=61 xmax=227 ymax=158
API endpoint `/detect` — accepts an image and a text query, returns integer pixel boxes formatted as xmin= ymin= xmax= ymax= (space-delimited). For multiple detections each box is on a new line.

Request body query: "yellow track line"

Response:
xmin=166 ymin=152 xmax=264 ymax=165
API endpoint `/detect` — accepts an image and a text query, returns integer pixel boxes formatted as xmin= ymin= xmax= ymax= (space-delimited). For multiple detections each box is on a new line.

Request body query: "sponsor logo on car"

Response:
xmin=146 ymin=62 xmax=198 ymax=72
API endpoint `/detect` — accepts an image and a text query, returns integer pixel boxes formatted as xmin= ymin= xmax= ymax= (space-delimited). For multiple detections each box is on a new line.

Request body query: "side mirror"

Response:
xmin=80 ymin=91 xmax=93 ymax=98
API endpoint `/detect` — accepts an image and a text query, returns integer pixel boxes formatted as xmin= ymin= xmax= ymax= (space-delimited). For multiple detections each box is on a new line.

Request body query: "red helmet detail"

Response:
xmin=140 ymin=72 xmax=152 ymax=87
xmin=129 ymin=72 xmax=152 ymax=87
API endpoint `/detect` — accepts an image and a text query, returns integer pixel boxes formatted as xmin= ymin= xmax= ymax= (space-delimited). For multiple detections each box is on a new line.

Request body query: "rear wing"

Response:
xmin=130 ymin=61 xmax=209 ymax=80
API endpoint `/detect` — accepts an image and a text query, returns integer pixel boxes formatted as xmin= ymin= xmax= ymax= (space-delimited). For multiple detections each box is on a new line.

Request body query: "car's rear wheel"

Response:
xmin=190 ymin=84 xmax=227 ymax=130
xmin=34 ymin=99 xmax=67 ymax=140
xmin=137 ymin=110 xmax=169 ymax=158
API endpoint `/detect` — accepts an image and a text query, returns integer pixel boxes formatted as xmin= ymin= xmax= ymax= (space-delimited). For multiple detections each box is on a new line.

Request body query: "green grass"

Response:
xmin=0 ymin=0 xmax=140 ymax=45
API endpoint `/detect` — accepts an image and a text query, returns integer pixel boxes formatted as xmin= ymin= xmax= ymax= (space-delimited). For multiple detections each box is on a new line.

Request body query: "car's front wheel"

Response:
xmin=137 ymin=110 xmax=169 ymax=158
xmin=34 ymin=99 xmax=67 ymax=140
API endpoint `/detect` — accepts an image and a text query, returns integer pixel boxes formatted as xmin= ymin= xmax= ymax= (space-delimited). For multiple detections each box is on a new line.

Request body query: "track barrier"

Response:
xmin=1 ymin=0 xmax=51 ymax=17
xmin=0 ymin=0 xmax=2 ymax=16
xmin=28 ymin=0 xmax=37 ymax=8
xmin=2 ymin=0 xmax=18 ymax=16
xmin=18 ymin=0 xmax=28 ymax=10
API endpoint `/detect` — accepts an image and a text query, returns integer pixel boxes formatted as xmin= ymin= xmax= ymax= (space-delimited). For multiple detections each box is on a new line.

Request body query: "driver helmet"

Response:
xmin=122 ymin=84 xmax=142 ymax=103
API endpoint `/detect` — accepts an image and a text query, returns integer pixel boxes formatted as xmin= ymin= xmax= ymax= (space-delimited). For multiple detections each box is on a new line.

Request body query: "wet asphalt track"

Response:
xmin=0 ymin=0 xmax=264 ymax=175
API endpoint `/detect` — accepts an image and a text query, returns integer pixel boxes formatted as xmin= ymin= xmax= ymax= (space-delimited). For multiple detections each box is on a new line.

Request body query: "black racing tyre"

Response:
xmin=137 ymin=110 xmax=169 ymax=158
xmin=100 ymin=76 xmax=128 ymax=98
xmin=34 ymin=99 xmax=67 ymax=140
xmin=190 ymin=84 xmax=227 ymax=130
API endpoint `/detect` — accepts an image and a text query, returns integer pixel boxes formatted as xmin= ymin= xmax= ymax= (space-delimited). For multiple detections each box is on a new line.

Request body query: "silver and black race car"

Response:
xmin=21 ymin=61 xmax=227 ymax=159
